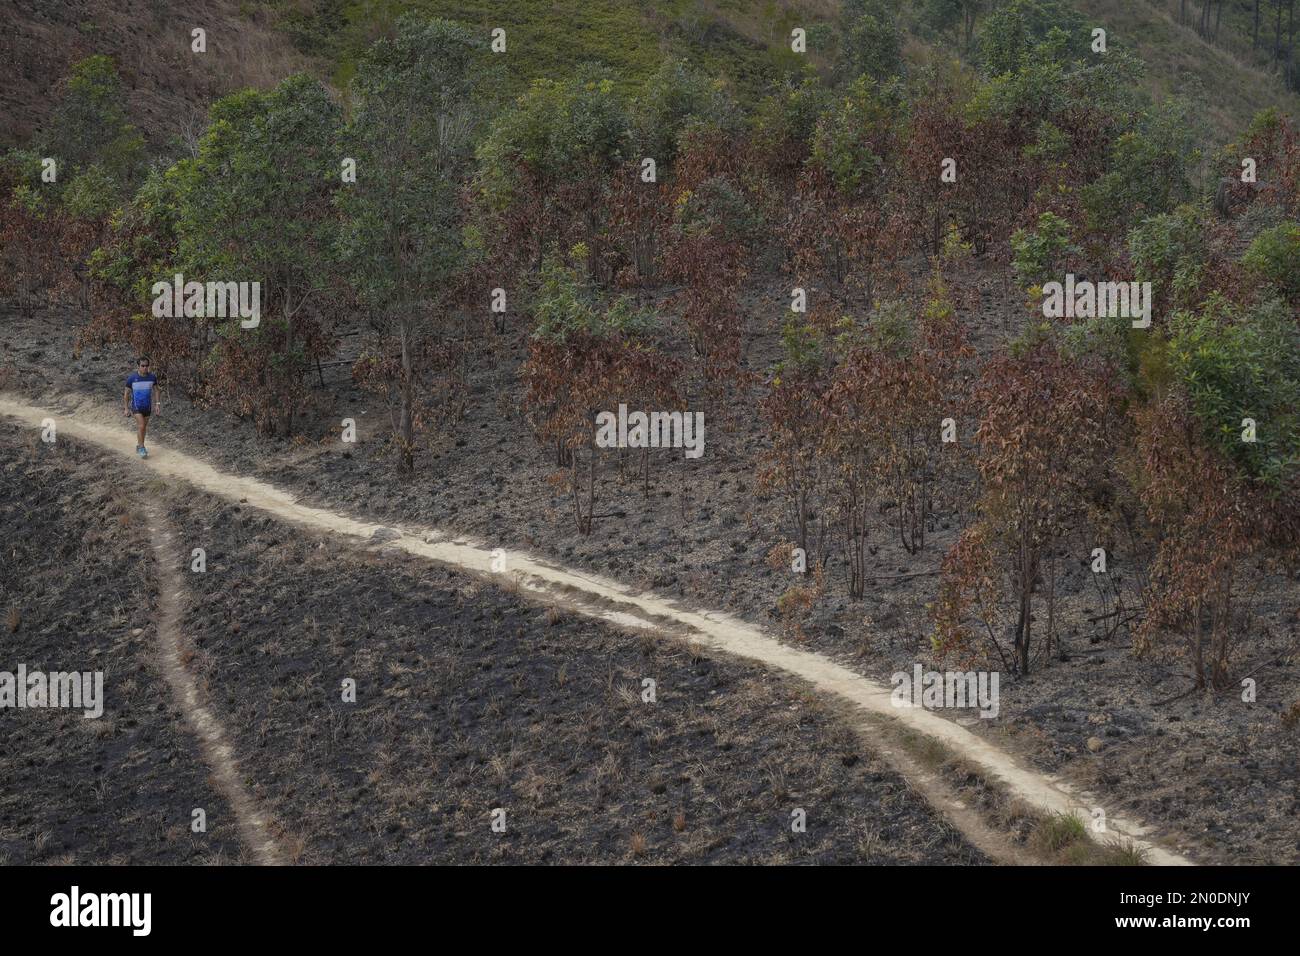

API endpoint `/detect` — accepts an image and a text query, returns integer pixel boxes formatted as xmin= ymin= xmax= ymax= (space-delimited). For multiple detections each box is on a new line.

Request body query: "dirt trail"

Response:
xmin=144 ymin=502 xmax=286 ymax=865
xmin=3 ymin=394 xmax=1195 ymax=866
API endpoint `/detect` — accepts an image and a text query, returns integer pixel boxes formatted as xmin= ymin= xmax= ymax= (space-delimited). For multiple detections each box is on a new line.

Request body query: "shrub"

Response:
xmin=1011 ymin=211 xmax=1076 ymax=288
xmin=1166 ymin=297 xmax=1300 ymax=489
xmin=1128 ymin=205 xmax=1209 ymax=318
xmin=632 ymin=58 xmax=738 ymax=168
xmin=1082 ymin=100 xmax=1200 ymax=236
xmin=1135 ymin=395 xmax=1270 ymax=690
xmin=61 ymin=165 xmax=119 ymax=222
xmin=838 ymin=0 xmax=904 ymax=82
xmin=1241 ymin=220 xmax=1300 ymax=302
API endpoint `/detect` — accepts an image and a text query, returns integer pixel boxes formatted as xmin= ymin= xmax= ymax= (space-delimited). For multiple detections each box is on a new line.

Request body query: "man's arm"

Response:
xmin=123 ymin=385 xmax=132 ymax=414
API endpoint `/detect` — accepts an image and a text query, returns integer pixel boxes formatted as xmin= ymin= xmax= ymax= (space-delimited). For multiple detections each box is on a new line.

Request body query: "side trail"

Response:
xmin=145 ymin=505 xmax=286 ymax=865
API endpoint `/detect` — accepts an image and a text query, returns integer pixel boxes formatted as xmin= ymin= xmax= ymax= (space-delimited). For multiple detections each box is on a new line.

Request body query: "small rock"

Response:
xmin=371 ymin=527 xmax=401 ymax=542
xmin=131 ymin=628 xmax=143 ymax=636
xmin=1086 ymin=736 xmax=1104 ymax=753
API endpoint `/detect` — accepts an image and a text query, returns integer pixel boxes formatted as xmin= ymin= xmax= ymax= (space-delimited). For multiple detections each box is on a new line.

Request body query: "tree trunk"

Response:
xmin=1289 ymin=0 xmax=1296 ymax=88
xmin=1278 ymin=0 xmax=1285 ymax=63
xmin=399 ymin=317 xmax=414 ymax=472
xmin=283 ymin=298 xmax=295 ymax=438
xmin=1192 ymin=598 xmax=1206 ymax=690
xmin=1015 ymin=590 xmax=1031 ymax=675
xmin=1015 ymin=525 xmax=1037 ymax=675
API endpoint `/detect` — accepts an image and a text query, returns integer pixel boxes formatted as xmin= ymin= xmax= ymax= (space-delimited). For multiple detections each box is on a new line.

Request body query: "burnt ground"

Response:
xmin=0 ymin=425 xmax=986 ymax=864
xmin=0 ymin=420 xmax=243 ymax=864
xmin=2 ymin=252 xmax=1298 ymax=863
xmin=157 ymin=465 xmax=982 ymax=864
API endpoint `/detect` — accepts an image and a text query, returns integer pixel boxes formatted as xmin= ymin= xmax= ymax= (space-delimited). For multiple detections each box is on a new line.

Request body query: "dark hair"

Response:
xmin=137 ymin=356 xmax=150 ymax=365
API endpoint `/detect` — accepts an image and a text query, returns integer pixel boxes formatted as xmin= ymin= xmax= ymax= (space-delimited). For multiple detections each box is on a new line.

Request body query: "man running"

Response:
xmin=122 ymin=357 xmax=160 ymax=458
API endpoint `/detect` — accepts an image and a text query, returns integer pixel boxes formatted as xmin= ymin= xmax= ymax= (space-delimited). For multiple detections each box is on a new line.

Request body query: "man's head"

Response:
xmin=137 ymin=357 xmax=150 ymax=374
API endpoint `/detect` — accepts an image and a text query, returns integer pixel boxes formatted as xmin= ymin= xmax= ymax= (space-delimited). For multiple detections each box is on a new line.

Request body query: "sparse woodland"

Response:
xmin=4 ymin=0 xmax=1300 ymax=704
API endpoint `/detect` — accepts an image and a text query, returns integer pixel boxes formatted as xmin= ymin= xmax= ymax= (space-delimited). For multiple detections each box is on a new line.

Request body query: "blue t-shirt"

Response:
xmin=126 ymin=373 xmax=158 ymax=412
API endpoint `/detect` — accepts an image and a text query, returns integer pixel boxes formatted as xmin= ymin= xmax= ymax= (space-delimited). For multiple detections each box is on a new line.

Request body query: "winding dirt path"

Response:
xmin=143 ymin=503 xmax=286 ymax=866
xmin=2 ymin=393 xmax=1195 ymax=866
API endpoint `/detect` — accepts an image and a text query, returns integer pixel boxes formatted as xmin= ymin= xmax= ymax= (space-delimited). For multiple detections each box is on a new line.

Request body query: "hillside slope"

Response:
xmin=257 ymin=0 xmax=840 ymax=100
xmin=0 ymin=0 xmax=312 ymax=148
xmin=6 ymin=0 xmax=1296 ymax=150
xmin=1075 ymin=0 xmax=1300 ymax=137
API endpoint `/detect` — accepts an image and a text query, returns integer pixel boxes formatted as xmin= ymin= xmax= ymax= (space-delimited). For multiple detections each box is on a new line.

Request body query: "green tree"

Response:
xmin=177 ymin=73 xmax=341 ymax=436
xmin=919 ymin=0 xmax=986 ymax=51
xmin=85 ymin=164 xmax=194 ymax=371
xmin=62 ymin=166 xmax=120 ymax=222
xmin=41 ymin=55 xmax=144 ymax=192
xmin=977 ymin=0 xmax=1085 ymax=76
xmin=336 ymin=17 xmax=488 ymax=470
xmin=1010 ymin=211 xmax=1077 ymax=288
xmin=1167 ymin=296 xmax=1300 ymax=488
xmin=1128 ymin=205 xmax=1208 ymax=319
xmin=751 ymin=70 xmax=831 ymax=172
xmin=89 ymin=165 xmax=186 ymax=307
xmin=1083 ymin=100 xmax=1200 ymax=236
xmin=838 ymin=0 xmax=904 ymax=82
xmin=811 ymin=76 xmax=904 ymax=194
xmin=476 ymin=69 xmax=630 ymax=272
xmin=632 ymin=58 xmax=738 ymax=169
